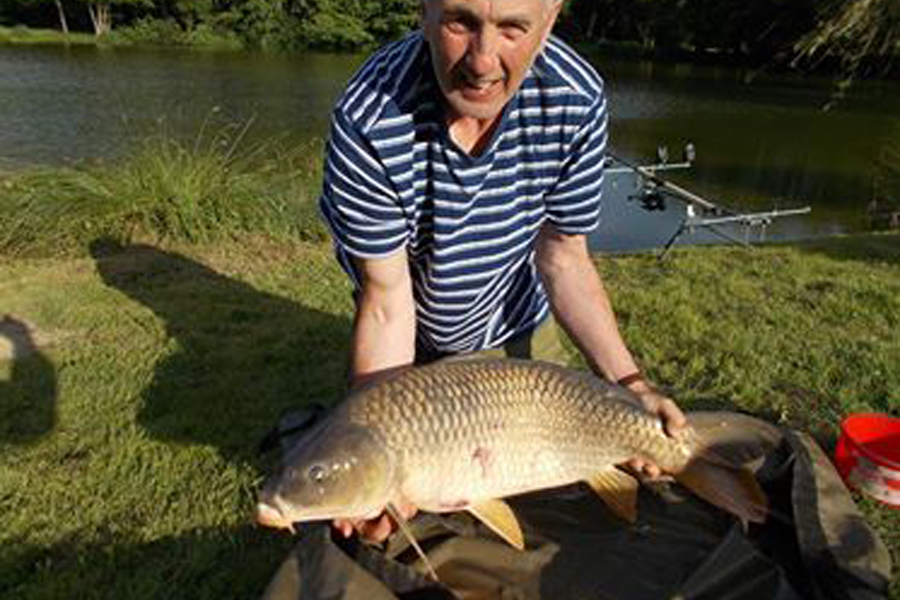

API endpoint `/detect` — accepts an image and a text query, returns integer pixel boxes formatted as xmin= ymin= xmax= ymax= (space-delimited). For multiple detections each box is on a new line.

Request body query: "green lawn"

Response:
xmin=1 ymin=233 xmax=897 ymax=599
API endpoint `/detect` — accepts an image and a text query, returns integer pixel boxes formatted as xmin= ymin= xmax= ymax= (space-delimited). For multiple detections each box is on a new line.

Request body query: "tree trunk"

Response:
xmin=55 ymin=0 xmax=70 ymax=36
xmin=586 ymin=8 xmax=598 ymax=40
xmin=87 ymin=3 xmax=112 ymax=37
xmin=636 ymin=23 xmax=655 ymax=50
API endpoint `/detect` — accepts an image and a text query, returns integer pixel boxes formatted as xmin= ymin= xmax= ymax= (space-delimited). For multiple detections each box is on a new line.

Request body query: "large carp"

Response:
xmin=256 ymin=358 xmax=772 ymax=549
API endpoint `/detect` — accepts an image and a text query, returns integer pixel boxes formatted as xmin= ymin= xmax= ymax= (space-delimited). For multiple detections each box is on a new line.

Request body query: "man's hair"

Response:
xmin=421 ymin=0 xmax=564 ymax=6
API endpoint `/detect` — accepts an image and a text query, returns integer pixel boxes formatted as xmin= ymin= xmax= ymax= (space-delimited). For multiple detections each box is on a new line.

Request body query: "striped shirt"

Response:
xmin=319 ymin=32 xmax=608 ymax=354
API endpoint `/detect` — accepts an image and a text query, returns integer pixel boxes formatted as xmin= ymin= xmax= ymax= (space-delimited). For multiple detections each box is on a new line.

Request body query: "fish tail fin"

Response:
xmin=675 ymin=411 xmax=781 ymax=527
xmin=676 ymin=459 xmax=768 ymax=527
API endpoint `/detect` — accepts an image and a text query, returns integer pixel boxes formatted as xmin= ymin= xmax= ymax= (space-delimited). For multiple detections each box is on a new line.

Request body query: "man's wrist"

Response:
xmin=616 ymin=372 xmax=654 ymax=395
xmin=615 ymin=371 xmax=644 ymax=387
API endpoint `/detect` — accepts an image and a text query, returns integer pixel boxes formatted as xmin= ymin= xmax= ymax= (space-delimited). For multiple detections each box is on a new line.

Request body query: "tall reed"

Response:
xmin=0 ymin=122 xmax=327 ymax=256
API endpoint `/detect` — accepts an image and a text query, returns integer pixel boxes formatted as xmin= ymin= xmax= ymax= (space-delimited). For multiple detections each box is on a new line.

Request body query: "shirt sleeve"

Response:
xmin=543 ymin=94 xmax=608 ymax=234
xmin=318 ymin=108 xmax=409 ymax=264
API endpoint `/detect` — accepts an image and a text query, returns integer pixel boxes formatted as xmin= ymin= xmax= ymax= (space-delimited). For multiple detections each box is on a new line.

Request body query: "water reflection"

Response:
xmin=0 ymin=46 xmax=364 ymax=167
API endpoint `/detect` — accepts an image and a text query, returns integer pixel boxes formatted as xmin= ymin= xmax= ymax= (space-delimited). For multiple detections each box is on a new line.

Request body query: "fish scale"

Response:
xmin=338 ymin=359 xmax=692 ymax=509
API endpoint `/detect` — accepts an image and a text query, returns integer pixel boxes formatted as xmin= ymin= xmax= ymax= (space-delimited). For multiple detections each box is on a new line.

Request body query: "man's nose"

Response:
xmin=465 ymin=28 xmax=501 ymax=77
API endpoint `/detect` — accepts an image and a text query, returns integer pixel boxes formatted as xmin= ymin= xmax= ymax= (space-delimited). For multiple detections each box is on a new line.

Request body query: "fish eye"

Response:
xmin=308 ymin=465 xmax=327 ymax=483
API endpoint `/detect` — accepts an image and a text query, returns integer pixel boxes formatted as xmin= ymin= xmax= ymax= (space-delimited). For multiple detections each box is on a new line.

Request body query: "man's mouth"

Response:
xmin=460 ymin=76 xmax=503 ymax=100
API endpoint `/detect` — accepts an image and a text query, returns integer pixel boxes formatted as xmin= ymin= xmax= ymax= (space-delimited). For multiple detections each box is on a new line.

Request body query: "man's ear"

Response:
xmin=418 ymin=0 xmax=429 ymax=29
xmin=541 ymin=1 xmax=564 ymax=43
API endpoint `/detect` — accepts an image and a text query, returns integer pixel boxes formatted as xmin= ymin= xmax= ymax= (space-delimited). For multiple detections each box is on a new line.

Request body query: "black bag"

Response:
xmin=258 ymin=411 xmax=892 ymax=600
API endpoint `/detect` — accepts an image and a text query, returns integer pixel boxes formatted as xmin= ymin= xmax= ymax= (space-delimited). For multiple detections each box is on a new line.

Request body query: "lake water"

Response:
xmin=1 ymin=43 xmax=898 ymax=252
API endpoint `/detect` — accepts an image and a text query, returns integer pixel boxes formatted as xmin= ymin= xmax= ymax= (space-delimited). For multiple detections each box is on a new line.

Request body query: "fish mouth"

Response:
xmin=255 ymin=501 xmax=295 ymax=532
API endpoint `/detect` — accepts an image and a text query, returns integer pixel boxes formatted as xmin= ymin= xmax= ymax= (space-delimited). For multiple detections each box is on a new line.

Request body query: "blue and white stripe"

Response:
xmin=319 ymin=32 xmax=608 ymax=353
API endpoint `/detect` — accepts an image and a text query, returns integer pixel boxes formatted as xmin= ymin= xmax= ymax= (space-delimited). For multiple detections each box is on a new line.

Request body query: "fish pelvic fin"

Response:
xmin=676 ymin=459 xmax=768 ymax=528
xmin=467 ymin=498 xmax=525 ymax=550
xmin=385 ymin=502 xmax=440 ymax=582
xmin=585 ymin=468 xmax=639 ymax=523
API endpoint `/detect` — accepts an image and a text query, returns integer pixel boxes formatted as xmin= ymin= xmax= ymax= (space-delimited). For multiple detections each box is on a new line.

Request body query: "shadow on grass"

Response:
xmin=0 ymin=524 xmax=296 ymax=600
xmin=89 ymin=238 xmax=352 ymax=463
xmin=0 ymin=315 xmax=57 ymax=445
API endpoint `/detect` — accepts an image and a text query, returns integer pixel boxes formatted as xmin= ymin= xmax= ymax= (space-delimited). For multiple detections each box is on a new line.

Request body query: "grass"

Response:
xmin=0 ymin=125 xmax=328 ymax=256
xmin=0 ymin=24 xmax=241 ymax=50
xmin=0 ymin=26 xmax=96 ymax=46
xmin=0 ymin=231 xmax=897 ymax=598
xmin=0 ymin=238 xmax=354 ymax=599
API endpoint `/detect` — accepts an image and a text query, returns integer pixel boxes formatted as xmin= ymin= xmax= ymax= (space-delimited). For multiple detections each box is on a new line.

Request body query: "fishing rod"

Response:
xmin=607 ymin=146 xmax=730 ymax=215
xmin=604 ymin=145 xmax=813 ymax=258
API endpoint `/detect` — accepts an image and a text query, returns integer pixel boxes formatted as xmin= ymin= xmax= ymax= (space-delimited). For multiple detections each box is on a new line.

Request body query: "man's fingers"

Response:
xmin=331 ymin=503 xmax=421 ymax=544
xmin=658 ymin=398 xmax=687 ymax=437
xmin=643 ymin=463 xmax=661 ymax=479
xmin=333 ymin=518 xmax=356 ymax=538
xmin=397 ymin=502 xmax=418 ymax=520
xmin=359 ymin=514 xmax=393 ymax=543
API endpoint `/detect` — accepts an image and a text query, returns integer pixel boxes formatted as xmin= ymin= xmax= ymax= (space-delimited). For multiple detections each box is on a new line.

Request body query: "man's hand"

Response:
xmin=332 ymin=500 xmax=418 ymax=543
xmin=622 ymin=378 xmax=687 ymax=479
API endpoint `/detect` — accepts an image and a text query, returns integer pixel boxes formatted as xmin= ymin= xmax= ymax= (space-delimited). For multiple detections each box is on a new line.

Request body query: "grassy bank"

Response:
xmin=0 ymin=129 xmax=328 ymax=256
xmin=0 ymin=26 xmax=96 ymax=46
xmin=0 ymin=231 xmax=897 ymax=599
xmin=0 ymin=24 xmax=240 ymax=49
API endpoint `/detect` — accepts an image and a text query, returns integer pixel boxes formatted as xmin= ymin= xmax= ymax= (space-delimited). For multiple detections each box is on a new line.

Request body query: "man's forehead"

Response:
xmin=428 ymin=0 xmax=549 ymax=19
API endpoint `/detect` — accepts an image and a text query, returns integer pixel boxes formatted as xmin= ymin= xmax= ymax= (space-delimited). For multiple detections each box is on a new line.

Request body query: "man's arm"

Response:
xmin=535 ymin=225 xmax=640 ymax=382
xmin=347 ymin=251 xmax=417 ymax=389
xmin=535 ymin=225 xmax=686 ymax=456
xmin=334 ymin=251 xmax=419 ymax=541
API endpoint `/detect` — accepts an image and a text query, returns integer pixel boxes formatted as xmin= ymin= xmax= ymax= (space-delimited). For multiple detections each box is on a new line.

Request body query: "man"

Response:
xmin=319 ymin=0 xmax=685 ymax=542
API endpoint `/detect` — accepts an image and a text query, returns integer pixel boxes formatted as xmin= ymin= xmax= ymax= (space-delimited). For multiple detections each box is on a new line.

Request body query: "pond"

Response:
xmin=1 ymin=43 xmax=897 ymax=252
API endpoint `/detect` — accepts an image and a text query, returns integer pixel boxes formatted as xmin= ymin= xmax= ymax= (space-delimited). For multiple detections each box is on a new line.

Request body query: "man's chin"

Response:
xmin=445 ymin=94 xmax=507 ymax=123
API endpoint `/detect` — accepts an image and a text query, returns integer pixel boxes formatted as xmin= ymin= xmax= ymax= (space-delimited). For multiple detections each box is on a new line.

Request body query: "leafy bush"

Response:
xmin=300 ymin=12 xmax=373 ymax=51
xmin=185 ymin=23 xmax=242 ymax=50
xmin=114 ymin=18 xmax=189 ymax=46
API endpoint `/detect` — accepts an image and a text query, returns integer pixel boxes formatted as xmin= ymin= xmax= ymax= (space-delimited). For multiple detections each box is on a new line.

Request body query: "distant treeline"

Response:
xmin=0 ymin=0 xmax=896 ymax=71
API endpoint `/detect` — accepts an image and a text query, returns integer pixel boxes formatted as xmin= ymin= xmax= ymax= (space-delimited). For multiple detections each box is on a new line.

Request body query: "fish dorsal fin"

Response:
xmin=467 ymin=499 xmax=525 ymax=550
xmin=585 ymin=468 xmax=639 ymax=523
xmin=385 ymin=503 xmax=440 ymax=581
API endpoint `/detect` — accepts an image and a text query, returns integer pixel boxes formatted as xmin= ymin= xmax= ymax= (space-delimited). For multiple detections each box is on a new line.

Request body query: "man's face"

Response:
xmin=422 ymin=0 xmax=561 ymax=122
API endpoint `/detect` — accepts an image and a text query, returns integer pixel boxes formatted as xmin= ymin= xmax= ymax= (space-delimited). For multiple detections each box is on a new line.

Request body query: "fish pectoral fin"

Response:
xmin=467 ymin=499 xmax=525 ymax=550
xmin=585 ymin=468 xmax=639 ymax=523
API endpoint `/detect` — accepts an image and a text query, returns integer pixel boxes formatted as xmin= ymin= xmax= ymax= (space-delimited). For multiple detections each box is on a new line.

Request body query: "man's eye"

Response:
xmin=445 ymin=20 xmax=469 ymax=34
xmin=500 ymin=22 xmax=529 ymax=39
xmin=501 ymin=26 xmax=526 ymax=40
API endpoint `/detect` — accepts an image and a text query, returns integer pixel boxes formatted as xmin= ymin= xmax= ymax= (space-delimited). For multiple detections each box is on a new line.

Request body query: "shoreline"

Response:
xmin=2 ymin=25 xmax=897 ymax=80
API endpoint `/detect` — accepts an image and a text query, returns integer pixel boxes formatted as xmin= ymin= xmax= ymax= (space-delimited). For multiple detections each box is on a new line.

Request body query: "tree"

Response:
xmin=7 ymin=0 xmax=72 ymax=34
xmin=85 ymin=1 xmax=110 ymax=34
xmin=79 ymin=0 xmax=151 ymax=36
xmin=794 ymin=0 xmax=899 ymax=76
xmin=53 ymin=0 xmax=69 ymax=34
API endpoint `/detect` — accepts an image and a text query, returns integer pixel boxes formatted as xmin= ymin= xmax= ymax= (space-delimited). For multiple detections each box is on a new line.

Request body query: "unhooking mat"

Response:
xmin=257 ymin=411 xmax=893 ymax=600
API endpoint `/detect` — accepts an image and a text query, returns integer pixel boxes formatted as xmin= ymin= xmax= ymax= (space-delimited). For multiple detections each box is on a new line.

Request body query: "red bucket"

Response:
xmin=834 ymin=413 xmax=900 ymax=508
